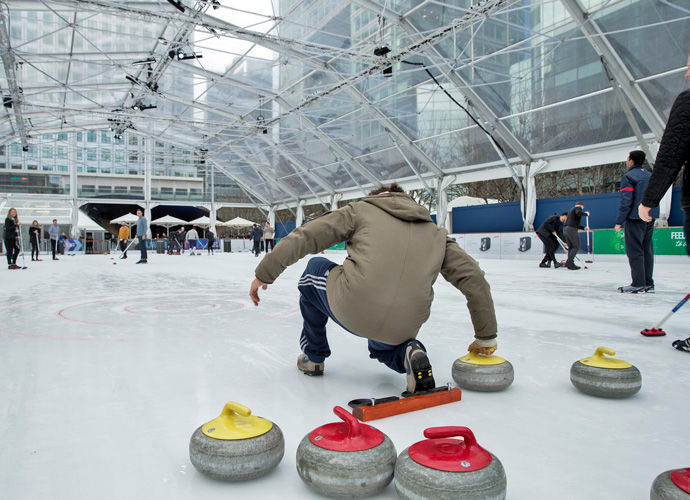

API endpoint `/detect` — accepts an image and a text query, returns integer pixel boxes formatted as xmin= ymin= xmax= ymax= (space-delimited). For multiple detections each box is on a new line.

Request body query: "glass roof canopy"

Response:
xmin=1 ymin=0 xmax=689 ymax=207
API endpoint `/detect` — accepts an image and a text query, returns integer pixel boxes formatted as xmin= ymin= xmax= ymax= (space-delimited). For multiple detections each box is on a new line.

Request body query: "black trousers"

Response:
xmin=119 ymin=239 xmax=128 ymax=257
xmin=253 ymin=240 xmax=261 ymax=255
xmin=265 ymin=238 xmax=275 ymax=252
xmin=31 ymin=239 xmax=39 ymax=259
xmin=51 ymin=239 xmax=58 ymax=259
xmin=537 ymin=232 xmax=558 ymax=264
xmin=4 ymin=238 xmax=18 ymax=265
xmin=563 ymin=226 xmax=580 ymax=266
xmin=623 ymin=219 xmax=655 ymax=287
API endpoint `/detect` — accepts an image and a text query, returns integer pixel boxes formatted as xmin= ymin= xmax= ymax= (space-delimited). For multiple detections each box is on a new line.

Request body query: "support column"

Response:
xmin=209 ymin=164 xmax=217 ymax=232
xmin=436 ymin=176 xmax=455 ymax=232
xmin=296 ymin=200 xmax=306 ymax=228
xmin=144 ymin=137 xmax=152 ymax=238
xmin=521 ymin=160 xmax=548 ymax=232
xmin=268 ymin=206 xmax=275 ymax=228
xmin=330 ymin=193 xmax=342 ymax=212
xmin=69 ymin=133 xmax=80 ymax=238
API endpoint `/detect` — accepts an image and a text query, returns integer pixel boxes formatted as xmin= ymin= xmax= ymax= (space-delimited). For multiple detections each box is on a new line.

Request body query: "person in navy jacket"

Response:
xmin=615 ymin=150 xmax=659 ymax=293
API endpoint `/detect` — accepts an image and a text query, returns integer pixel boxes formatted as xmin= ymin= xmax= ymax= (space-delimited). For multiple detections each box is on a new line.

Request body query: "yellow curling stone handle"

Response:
xmin=202 ymin=401 xmax=273 ymax=440
xmin=579 ymin=346 xmax=632 ymax=369
xmin=458 ymin=349 xmax=507 ymax=366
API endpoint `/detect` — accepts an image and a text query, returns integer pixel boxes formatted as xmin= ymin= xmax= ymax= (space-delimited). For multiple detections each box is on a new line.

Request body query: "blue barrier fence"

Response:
xmin=452 ymin=187 xmax=684 ymax=233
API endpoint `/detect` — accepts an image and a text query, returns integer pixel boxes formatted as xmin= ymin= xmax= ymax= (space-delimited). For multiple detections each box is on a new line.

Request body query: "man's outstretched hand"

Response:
xmin=250 ymin=278 xmax=268 ymax=306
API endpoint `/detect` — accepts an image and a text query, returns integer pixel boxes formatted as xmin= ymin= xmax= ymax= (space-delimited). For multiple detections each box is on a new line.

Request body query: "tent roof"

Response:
xmin=2 ymin=0 xmax=688 ymax=208
xmin=222 ymin=217 xmax=256 ymax=227
xmin=110 ymin=213 xmax=140 ymax=224
xmin=151 ymin=215 xmax=188 ymax=225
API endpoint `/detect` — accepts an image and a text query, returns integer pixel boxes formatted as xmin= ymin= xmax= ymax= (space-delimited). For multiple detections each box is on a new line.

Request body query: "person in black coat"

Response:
xmin=639 ymin=51 xmax=690 ymax=349
xmin=3 ymin=207 xmax=21 ymax=269
xmin=536 ymin=212 xmax=567 ymax=268
xmin=250 ymin=223 xmax=263 ymax=257
xmin=29 ymin=220 xmax=42 ymax=261
xmin=206 ymin=230 xmax=215 ymax=255
xmin=563 ymin=202 xmax=590 ymax=270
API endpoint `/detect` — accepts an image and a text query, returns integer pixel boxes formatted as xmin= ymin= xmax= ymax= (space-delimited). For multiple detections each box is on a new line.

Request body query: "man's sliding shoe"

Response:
xmin=403 ymin=340 xmax=435 ymax=395
xmin=672 ymin=337 xmax=690 ymax=352
xmin=297 ymin=353 xmax=324 ymax=376
xmin=618 ymin=285 xmax=644 ymax=293
xmin=539 ymin=262 xmax=550 ymax=268
xmin=644 ymin=285 xmax=655 ymax=293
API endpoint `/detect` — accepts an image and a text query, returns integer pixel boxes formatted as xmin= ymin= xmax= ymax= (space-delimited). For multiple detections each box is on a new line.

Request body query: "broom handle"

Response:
xmin=654 ymin=294 xmax=690 ymax=329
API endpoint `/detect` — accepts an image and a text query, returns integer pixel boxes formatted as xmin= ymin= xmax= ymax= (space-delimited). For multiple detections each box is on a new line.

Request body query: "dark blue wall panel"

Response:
xmin=452 ymin=188 xmax=686 ymax=234
xmin=276 ymin=221 xmax=295 ymax=238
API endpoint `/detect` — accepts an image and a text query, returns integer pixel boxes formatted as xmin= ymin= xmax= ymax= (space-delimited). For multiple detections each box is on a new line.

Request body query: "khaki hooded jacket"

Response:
xmin=254 ymin=192 xmax=497 ymax=346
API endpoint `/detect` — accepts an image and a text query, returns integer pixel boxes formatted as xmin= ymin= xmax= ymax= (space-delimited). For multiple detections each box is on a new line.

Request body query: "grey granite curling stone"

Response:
xmin=651 ymin=468 xmax=690 ymax=500
xmin=452 ymin=350 xmax=514 ymax=392
xmin=296 ymin=406 xmax=396 ymax=498
xmin=570 ymin=347 xmax=641 ymax=398
xmin=395 ymin=426 xmax=506 ymax=500
xmin=189 ymin=401 xmax=284 ymax=481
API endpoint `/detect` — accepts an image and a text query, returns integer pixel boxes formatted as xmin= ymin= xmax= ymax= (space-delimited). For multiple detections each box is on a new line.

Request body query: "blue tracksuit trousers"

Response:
xmin=297 ymin=257 xmax=425 ymax=373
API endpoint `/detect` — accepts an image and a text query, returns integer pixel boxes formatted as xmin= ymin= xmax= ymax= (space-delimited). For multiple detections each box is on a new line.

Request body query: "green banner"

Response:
xmin=594 ymin=228 xmax=686 ymax=255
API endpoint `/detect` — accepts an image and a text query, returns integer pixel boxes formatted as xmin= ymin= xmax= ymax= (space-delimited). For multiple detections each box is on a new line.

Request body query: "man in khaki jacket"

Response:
xmin=250 ymin=184 xmax=498 ymax=394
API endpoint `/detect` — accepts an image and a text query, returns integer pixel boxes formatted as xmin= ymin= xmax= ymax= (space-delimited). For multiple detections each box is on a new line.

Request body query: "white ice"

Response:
xmin=1 ymin=249 xmax=689 ymax=500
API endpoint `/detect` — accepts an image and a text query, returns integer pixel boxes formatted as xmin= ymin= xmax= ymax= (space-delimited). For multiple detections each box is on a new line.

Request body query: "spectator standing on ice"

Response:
xmin=186 ymin=225 xmax=199 ymax=255
xmin=249 ymin=183 xmax=498 ymax=395
xmin=48 ymin=219 xmax=60 ymax=261
xmin=29 ymin=220 xmax=41 ymax=262
xmin=536 ymin=212 xmax=567 ymax=268
xmin=135 ymin=209 xmax=148 ymax=264
xmin=563 ymin=202 xmax=589 ymax=270
xmin=614 ymin=150 xmax=659 ymax=293
xmin=3 ymin=208 xmax=21 ymax=270
xmin=206 ymin=230 xmax=215 ymax=255
xmin=263 ymin=221 xmax=275 ymax=253
xmin=250 ymin=223 xmax=263 ymax=257
xmin=639 ymin=49 xmax=690 ymax=350
xmin=117 ymin=221 xmax=130 ymax=259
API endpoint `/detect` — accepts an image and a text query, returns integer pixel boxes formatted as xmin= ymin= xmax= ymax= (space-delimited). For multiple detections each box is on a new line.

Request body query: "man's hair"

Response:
xmin=136 ymin=209 xmax=142 ymax=214
xmin=628 ymin=150 xmax=645 ymax=165
xmin=561 ymin=212 xmax=568 ymax=217
xmin=53 ymin=219 xmax=57 ymax=222
xmin=369 ymin=182 xmax=405 ymax=196
xmin=575 ymin=201 xmax=584 ymax=207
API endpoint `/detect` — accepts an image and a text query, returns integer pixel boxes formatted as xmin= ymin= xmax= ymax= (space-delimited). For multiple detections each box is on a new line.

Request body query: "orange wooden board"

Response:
xmin=351 ymin=388 xmax=462 ymax=422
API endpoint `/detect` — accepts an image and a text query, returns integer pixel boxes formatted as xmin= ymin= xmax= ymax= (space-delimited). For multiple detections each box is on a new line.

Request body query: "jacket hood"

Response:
xmin=362 ymin=192 xmax=434 ymax=222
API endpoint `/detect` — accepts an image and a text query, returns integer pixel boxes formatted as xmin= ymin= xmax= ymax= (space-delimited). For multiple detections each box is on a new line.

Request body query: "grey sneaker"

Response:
xmin=403 ymin=341 xmax=435 ymax=394
xmin=618 ymin=285 xmax=645 ymax=293
xmin=297 ymin=353 xmax=324 ymax=376
xmin=644 ymin=285 xmax=655 ymax=293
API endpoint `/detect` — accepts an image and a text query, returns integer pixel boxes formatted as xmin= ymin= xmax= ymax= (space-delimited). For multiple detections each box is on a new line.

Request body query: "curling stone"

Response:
xmin=395 ymin=426 xmax=506 ymax=500
xmin=452 ymin=350 xmax=514 ymax=391
xmin=296 ymin=406 xmax=397 ymax=498
xmin=189 ymin=401 xmax=284 ymax=481
xmin=651 ymin=468 xmax=690 ymax=500
xmin=569 ymin=346 xmax=641 ymax=398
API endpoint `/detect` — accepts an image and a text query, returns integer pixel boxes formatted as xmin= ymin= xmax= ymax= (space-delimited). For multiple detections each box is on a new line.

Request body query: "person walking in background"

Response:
xmin=615 ymin=150 xmax=659 ymax=293
xmin=3 ymin=208 xmax=21 ymax=269
xmin=536 ymin=212 xmax=567 ymax=268
xmin=186 ymin=225 xmax=199 ymax=255
xmin=135 ymin=209 xmax=148 ymax=264
xmin=250 ymin=223 xmax=263 ymax=257
xmin=48 ymin=219 xmax=60 ymax=261
xmin=263 ymin=221 xmax=275 ymax=253
xmin=206 ymin=229 xmax=215 ymax=255
xmin=563 ymin=202 xmax=589 ymax=270
xmin=639 ymin=49 xmax=690 ymax=350
xmin=29 ymin=220 xmax=41 ymax=262
xmin=117 ymin=221 xmax=130 ymax=259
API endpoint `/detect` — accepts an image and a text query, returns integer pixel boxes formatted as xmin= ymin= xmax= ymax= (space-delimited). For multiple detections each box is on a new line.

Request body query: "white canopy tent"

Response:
xmin=222 ymin=217 xmax=257 ymax=227
xmin=151 ymin=215 xmax=187 ymax=236
xmin=110 ymin=213 xmax=139 ymax=225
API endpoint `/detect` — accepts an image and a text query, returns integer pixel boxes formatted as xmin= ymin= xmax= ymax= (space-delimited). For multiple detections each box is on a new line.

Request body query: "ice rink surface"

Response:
xmin=1 ymin=249 xmax=689 ymax=500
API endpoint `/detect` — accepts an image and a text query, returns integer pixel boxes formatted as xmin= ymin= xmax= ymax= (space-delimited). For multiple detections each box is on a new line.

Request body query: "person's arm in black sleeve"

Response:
xmin=642 ymin=90 xmax=690 ymax=208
